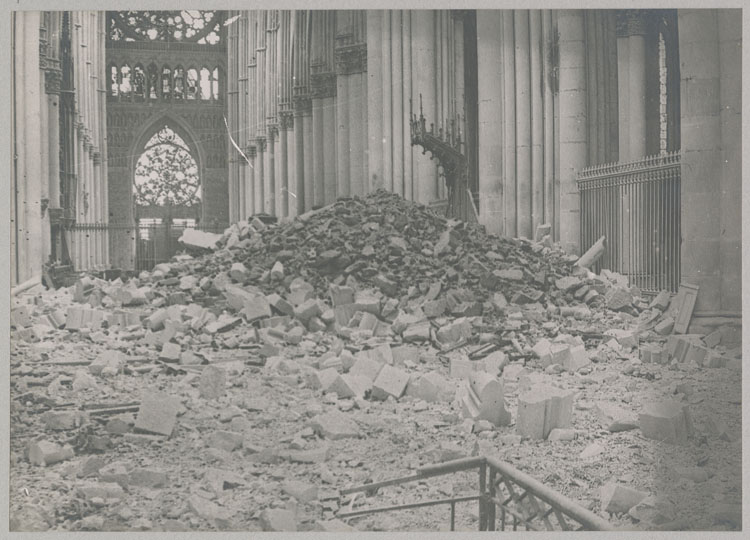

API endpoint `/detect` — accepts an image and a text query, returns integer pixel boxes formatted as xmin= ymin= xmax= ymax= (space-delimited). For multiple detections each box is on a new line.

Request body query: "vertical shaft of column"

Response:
xmin=617 ymin=33 xmax=630 ymax=161
xmin=502 ymin=11 xmax=517 ymax=236
xmin=312 ymin=97 xmax=324 ymax=207
xmin=279 ymin=121 xmax=289 ymax=217
xmin=336 ymin=74 xmax=350 ymax=197
xmin=477 ymin=10 xmax=504 ymax=236
xmin=265 ymin=131 xmax=275 ymax=214
xmin=323 ymin=95 xmax=337 ymax=203
xmin=391 ymin=10 xmax=404 ymax=197
xmin=381 ymin=12 xmax=393 ymax=193
xmin=542 ymin=11 xmax=555 ymax=227
xmin=255 ymin=139 xmax=265 ymax=214
xmin=349 ymin=74 xmax=364 ymax=197
xmin=402 ymin=11 xmax=413 ymax=202
xmin=514 ymin=10 xmax=532 ymax=239
xmin=557 ymin=9 xmax=587 ymax=255
xmin=413 ymin=10 xmax=437 ymax=203
xmin=628 ymin=32 xmax=647 ymax=159
xmin=295 ymin=111 xmax=306 ymax=214
xmin=247 ymin=150 xmax=255 ymax=218
xmin=530 ymin=11 xmax=544 ymax=234
xmin=286 ymin=120 xmax=295 ymax=218
xmin=366 ymin=10 xmax=383 ymax=191
xmin=303 ymin=111 xmax=314 ymax=211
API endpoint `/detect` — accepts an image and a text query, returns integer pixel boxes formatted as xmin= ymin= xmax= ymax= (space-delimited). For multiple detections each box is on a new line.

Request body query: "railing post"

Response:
xmin=488 ymin=467 xmax=496 ymax=531
xmin=478 ymin=459 xmax=487 ymax=531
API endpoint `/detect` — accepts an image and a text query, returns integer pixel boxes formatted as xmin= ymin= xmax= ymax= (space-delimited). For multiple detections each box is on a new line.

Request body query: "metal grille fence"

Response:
xmin=577 ymin=151 xmax=681 ymax=292
xmin=65 ymin=222 xmax=226 ymax=273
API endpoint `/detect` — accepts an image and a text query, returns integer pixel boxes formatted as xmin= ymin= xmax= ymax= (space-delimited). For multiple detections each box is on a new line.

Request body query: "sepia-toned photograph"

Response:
xmin=7 ymin=3 xmax=743 ymax=533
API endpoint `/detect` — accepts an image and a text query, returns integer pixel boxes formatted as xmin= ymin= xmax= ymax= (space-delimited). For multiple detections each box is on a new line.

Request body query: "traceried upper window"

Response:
xmin=108 ymin=11 xmax=223 ymax=44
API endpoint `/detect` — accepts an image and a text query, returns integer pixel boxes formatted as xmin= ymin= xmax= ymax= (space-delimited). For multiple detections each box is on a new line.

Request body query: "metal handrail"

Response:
xmin=336 ymin=456 xmax=613 ymax=532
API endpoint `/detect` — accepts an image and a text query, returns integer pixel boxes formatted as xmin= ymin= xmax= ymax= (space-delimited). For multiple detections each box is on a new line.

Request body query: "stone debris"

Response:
xmin=8 ymin=189 xmax=742 ymax=532
xmin=639 ymin=401 xmax=693 ymax=445
xmin=458 ymin=372 xmax=511 ymax=427
xmin=134 ymin=392 xmax=181 ymax=437
xmin=600 ymin=483 xmax=649 ymax=514
xmin=517 ymin=385 xmax=575 ymax=440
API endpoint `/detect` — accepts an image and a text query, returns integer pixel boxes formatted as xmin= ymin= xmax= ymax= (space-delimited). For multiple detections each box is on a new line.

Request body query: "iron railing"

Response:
xmin=64 ymin=222 xmax=226 ymax=273
xmin=337 ymin=456 xmax=613 ymax=532
xmin=577 ymin=151 xmax=681 ymax=292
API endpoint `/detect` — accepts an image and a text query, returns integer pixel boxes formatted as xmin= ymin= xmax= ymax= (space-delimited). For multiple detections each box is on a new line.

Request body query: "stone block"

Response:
xmin=350 ymin=356 xmax=384 ymax=382
xmin=391 ymin=345 xmax=419 ymax=366
xmin=134 ymin=391 xmax=180 ymax=437
xmin=450 ymin=357 xmax=476 ymax=379
xmin=308 ymin=368 xmax=340 ymax=392
xmin=314 ymin=519 xmax=357 ymax=532
xmin=684 ymin=343 xmax=708 ymax=366
xmin=159 ymin=342 xmax=181 ymax=362
xmin=27 ymin=440 xmax=74 ymax=466
xmin=549 ymin=343 xmax=571 ymax=368
xmin=605 ymin=287 xmax=633 ymax=311
xmin=265 ymin=294 xmax=294 ymax=317
xmin=459 ymin=371 xmax=511 ymax=427
xmin=600 ymin=483 xmax=649 ymax=514
xmin=479 ymin=350 xmax=508 ymax=374
xmin=436 ymin=318 xmax=472 ymax=344
xmin=327 ymin=374 xmax=371 ymax=399
xmin=310 ymin=411 xmax=360 ymax=440
xmin=200 ymin=365 xmax=227 ymax=399
xmin=294 ymin=299 xmax=322 ymax=323
xmin=406 ymin=371 xmax=455 ymax=403
xmin=564 ymin=345 xmax=590 ymax=372
xmin=282 ymin=480 xmax=318 ymax=503
xmin=517 ymin=385 xmax=575 ymax=440
xmin=259 ymin=509 xmax=297 ymax=532
xmin=208 ymin=430 xmax=244 ymax=452
xmin=329 ymin=284 xmax=355 ymax=307
xmin=129 ymin=468 xmax=168 ymax=488
xmin=287 ymin=444 xmax=331 ymax=464
xmin=547 ymin=428 xmax=576 ymax=441
xmin=41 ymin=410 xmax=86 ymax=431
xmin=229 ymin=262 xmax=249 ymax=282
xmin=402 ymin=321 xmax=431 ymax=342
xmin=77 ymin=481 xmax=126 ymax=501
xmin=371 ymin=365 xmax=410 ymax=400
xmin=639 ymin=400 xmax=693 ymax=444
xmin=605 ymin=329 xmax=638 ymax=349
xmin=705 ymin=352 xmax=728 ymax=368
xmin=595 ymin=402 xmax=639 ymax=432
xmin=354 ymin=291 xmax=381 ymax=316
xmin=423 ymin=298 xmax=447 ymax=318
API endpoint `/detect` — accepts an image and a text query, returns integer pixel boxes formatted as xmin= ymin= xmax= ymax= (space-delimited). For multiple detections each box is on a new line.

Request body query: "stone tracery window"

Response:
xmin=173 ymin=66 xmax=185 ymax=99
xmin=108 ymin=11 xmax=223 ymax=44
xmin=119 ymin=64 xmax=131 ymax=97
xmin=133 ymin=64 xmax=146 ymax=100
xmin=134 ymin=125 xmax=201 ymax=208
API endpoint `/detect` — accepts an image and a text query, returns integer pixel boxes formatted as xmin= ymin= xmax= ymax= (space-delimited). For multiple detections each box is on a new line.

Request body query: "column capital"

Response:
xmin=256 ymin=136 xmax=266 ymax=152
xmin=279 ymin=110 xmax=294 ymax=130
xmin=44 ymin=67 xmax=62 ymax=95
xmin=616 ymin=10 xmax=650 ymax=37
xmin=293 ymin=91 xmax=312 ymax=115
xmin=310 ymin=72 xmax=336 ymax=99
xmin=92 ymin=150 xmax=102 ymax=165
xmin=335 ymin=43 xmax=367 ymax=75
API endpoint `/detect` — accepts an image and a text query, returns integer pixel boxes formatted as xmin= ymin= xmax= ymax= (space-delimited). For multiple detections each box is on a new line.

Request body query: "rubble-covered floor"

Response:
xmin=9 ymin=191 xmax=742 ymax=532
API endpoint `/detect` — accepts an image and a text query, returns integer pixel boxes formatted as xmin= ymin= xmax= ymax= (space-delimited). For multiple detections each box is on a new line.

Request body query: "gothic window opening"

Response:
xmin=161 ymin=66 xmax=172 ymax=98
xmin=133 ymin=125 xmax=201 ymax=210
xmin=119 ymin=64 xmax=131 ymax=97
xmin=186 ymin=68 xmax=198 ymax=99
xmin=173 ymin=66 xmax=185 ymax=99
xmin=109 ymin=63 xmax=119 ymax=96
xmin=148 ymin=64 xmax=159 ymax=99
xmin=200 ymin=67 xmax=211 ymax=100
xmin=133 ymin=64 xmax=146 ymax=100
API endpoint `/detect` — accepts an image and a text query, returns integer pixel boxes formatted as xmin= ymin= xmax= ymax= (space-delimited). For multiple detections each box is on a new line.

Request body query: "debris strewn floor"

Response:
xmin=9 ymin=191 xmax=742 ymax=532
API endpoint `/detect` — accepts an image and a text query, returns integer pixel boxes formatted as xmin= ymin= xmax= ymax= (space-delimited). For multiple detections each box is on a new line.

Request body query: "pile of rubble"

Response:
xmin=9 ymin=190 xmax=742 ymax=532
